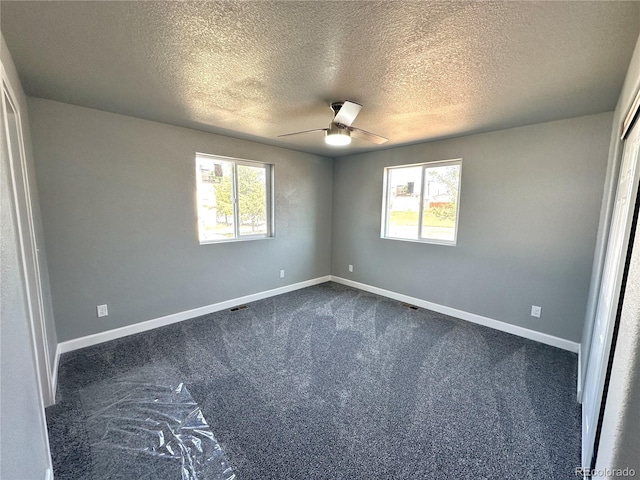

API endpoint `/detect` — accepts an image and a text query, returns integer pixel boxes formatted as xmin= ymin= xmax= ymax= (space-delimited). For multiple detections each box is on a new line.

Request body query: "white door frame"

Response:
xmin=1 ymin=65 xmax=54 ymax=407
xmin=581 ymin=93 xmax=640 ymax=470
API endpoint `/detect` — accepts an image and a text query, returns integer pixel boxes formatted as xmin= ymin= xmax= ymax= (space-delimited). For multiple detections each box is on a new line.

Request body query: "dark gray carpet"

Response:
xmin=47 ymin=282 xmax=581 ymax=479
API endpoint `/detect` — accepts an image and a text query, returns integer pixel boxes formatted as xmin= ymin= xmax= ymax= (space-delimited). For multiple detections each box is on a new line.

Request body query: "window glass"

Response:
xmin=237 ymin=164 xmax=268 ymax=236
xmin=421 ymin=163 xmax=460 ymax=243
xmin=386 ymin=166 xmax=422 ymax=240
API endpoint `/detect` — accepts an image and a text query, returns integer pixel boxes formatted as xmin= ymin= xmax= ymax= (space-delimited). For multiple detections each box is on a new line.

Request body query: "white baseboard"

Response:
xmin=577 ymin=344 xmax=583 ymax=403
xmin=56 ymin=276 xmax=331 ymax=357
xmin=51 ymin=343 xmax=61 ymax=401
xmin=330 ymin=276 xmax=580 ymax=353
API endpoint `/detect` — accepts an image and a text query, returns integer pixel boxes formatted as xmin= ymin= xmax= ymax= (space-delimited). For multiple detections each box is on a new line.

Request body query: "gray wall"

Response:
xmin=581 ymin=33 xmax=640 ymax=391
xmin=332 ymin=113 xmax=613 ymax=342
xmin=28 ymin=98 xmax=333 ymax=342
xmin=0 ymin=36 xmax=52 ymax=479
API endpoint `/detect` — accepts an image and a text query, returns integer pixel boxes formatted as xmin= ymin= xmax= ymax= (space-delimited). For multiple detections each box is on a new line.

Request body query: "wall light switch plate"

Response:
xmin=280 ymin=270 xmax=285 ymax=278
xmin=531 ymin=305 xmax=541 ymax=318
xmin=349 ymin=265 xmax=353 ymax=272
xmin=97 ymin=304 xmax=108 ymax=317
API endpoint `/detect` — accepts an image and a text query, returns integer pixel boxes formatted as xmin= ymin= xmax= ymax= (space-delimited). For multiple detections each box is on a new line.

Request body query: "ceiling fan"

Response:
xmin=278 ymin=101 xmax=388 ymax=146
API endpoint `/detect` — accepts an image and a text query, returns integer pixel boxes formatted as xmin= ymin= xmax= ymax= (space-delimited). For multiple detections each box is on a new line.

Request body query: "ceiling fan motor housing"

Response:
xmin=327 ymin=122 xmax=350 ymax=137
xmin=325 ymin=122 xmax=351 ymax=145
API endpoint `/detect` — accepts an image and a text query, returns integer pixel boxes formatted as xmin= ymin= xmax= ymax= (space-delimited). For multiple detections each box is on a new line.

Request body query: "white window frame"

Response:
xmin=196 ymin=153 xmax=274 ymax=244
xmin=381 ymin=158 xmax=462 ymax=246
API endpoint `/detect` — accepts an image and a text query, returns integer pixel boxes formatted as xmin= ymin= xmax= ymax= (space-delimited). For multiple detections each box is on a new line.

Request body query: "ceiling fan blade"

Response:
xmin=333 ymin=101 xmax=362 ymax=127
xmin=349 ymin=127 xmax=388 ymax=144
xmin=277 ymin=128 xmax=327 ymax=138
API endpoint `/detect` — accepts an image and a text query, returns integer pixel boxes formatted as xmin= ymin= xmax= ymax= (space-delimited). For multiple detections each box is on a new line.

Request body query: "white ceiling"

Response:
xmin=2 ymin=1 xmax=639 ymax=157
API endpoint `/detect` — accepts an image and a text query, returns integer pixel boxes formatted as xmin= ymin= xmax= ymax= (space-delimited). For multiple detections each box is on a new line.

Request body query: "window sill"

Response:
xmin=381 ymin=235 xmax=457 ymax=247
xmin=199 ymin=235 xmax=275 ymax=245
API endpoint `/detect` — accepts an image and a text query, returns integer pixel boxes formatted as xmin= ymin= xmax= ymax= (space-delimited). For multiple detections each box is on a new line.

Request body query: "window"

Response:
xmin=196 ymin=153 xmax=273 ymax=243
xmin=382 ymin=159 xmax=461 ymax=245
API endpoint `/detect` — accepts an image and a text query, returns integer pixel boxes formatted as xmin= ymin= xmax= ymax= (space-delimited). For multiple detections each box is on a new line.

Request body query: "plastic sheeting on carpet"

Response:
xmin=78 ymin=365 xmax=235 ymax=480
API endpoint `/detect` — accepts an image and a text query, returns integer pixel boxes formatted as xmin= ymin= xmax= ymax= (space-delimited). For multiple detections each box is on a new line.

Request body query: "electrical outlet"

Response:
xmin=531 ymin=305 xmax=541 ymax=318
xmin=97 ymin=304 xmax=108 ymax=318
xmin=280 ymin=269 xmax=285 ymax=278
xmin=348 ymin=264 xmax=353 ymax=272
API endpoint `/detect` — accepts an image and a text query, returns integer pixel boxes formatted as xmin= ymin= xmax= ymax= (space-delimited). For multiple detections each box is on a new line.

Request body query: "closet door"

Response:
xmin=1 ymin=76 xmax=53 ymax=405
xmin=582 ymin=116 xmax=640 ymax=468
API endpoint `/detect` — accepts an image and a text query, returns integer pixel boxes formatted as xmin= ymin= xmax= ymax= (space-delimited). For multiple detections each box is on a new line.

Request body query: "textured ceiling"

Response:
xmin=2 ymin=1 xmax=639 ymax=157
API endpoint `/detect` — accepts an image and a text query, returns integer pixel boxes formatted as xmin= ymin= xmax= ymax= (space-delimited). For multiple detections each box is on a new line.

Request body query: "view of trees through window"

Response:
xmin=384 ymin=160 xmax=461 ymax=244
xmin=196 ymin=155 xmax=271 ymax=242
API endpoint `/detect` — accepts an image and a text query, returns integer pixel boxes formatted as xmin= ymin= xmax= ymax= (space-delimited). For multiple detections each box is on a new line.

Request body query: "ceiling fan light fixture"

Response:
xmin=325 ymin=124 xmax=351 ymax=146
